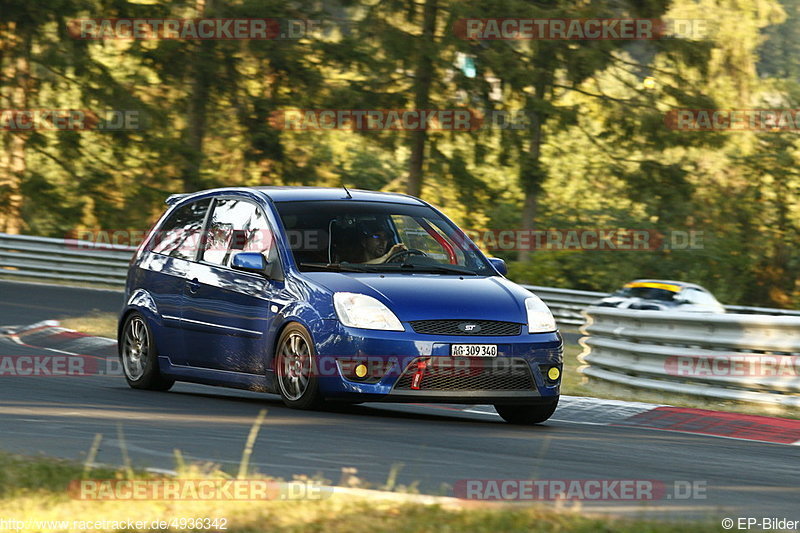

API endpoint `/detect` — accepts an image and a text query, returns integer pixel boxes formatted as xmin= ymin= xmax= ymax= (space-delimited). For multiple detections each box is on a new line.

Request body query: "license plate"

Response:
xmin=451 ymin=344 xmax=498 ymax=357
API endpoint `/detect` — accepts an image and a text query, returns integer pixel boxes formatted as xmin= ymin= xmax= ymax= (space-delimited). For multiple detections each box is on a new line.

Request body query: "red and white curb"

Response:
xmin=5 ymin=319 xmax=116 ymax=357
xmin=463 ymin=397 xmax=800 ymax=446
xmin=5 ymin=321 xmax=800 ymax=446
xmin=616 ymin=405 xmax=800 ymax=445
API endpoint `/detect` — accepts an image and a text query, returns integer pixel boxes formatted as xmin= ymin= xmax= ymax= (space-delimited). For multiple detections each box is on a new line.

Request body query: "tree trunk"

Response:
xmin=182 ymin=0 xmax=214 ymax=192
xmin=0 ymin=23 xmax=29 ymax=235
xmin=406 ymin=0 xmax=438 ymax=198
xmin=517 ymin=82 xmax=548 ymax=263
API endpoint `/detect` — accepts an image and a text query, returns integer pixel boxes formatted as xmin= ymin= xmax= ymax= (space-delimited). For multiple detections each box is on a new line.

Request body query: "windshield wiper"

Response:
xmin=383 ymin=262 xmax=479 ymax=275
xmin=299 ymin=262 xmax=377 ymax=273
xmin=300 ymin=261 xmax=480 ymax=275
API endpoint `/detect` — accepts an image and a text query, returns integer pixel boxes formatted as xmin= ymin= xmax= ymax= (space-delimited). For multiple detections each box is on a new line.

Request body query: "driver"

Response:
xmin=359 ymin=224 xmax=406 ymax=264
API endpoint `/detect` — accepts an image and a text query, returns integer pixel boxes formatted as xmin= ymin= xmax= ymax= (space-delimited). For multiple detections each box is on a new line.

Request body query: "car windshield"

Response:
xmin=615 ymin=286 xmax=678 ymax=302
xmin=274 ymin=200 xmax=493 ymax=275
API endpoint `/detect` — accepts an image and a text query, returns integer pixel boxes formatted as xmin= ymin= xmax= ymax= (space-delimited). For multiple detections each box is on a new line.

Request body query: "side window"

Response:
xmin=391 ymin=215 xmax=465 ymax=264
xmin=201 ymin=198 xmax=276 ymax=268
xmin=150 ymin=199 xmax=211 ymax=261
xmin=245 ymin=209 xmax=280 ymax=267
xmin=680 ymin=290 xmax=696 ymax=304
xmin=686 ymin=289 xmax=716 ymax=305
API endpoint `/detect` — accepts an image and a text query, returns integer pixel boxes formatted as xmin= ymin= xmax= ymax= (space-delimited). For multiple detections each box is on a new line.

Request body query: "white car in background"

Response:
xmin=597 ymin=279 xmax=725 ymax=313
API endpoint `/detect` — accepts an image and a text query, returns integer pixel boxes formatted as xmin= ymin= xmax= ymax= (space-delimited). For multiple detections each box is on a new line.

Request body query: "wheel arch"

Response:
xmin=117 ymin=289 xmax=161 ymax=346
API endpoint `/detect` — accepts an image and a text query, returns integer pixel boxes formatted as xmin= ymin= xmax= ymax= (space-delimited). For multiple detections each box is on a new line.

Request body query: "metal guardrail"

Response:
xmin=0 ymin=233 xmax=134 ymax=286
xmin=521 ymin=285 xmax=800 ymax=326
xmin=724 ymin=304 xmax=800 ymax=317
xmin=1 ymin=232 xmax=799 ymax=322
xmin=3 ymin=232 xmax=798 ymax=405
xmin=522 ymin=285 xmax=605 ymax=326
xmin=578 ymin=307 xmax=800 ymax=406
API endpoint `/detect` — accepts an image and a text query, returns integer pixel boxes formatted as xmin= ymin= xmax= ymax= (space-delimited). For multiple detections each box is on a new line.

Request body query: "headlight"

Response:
xmin=333 ymin=292 xmax=404 ymax=331
xmin=525 ymin=295 xmax=556 ymax=333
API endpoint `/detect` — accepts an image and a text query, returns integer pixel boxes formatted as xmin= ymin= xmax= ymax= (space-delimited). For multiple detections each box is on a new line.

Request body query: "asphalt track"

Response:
xmin=0 ymin=280 xmax=798 ymax=521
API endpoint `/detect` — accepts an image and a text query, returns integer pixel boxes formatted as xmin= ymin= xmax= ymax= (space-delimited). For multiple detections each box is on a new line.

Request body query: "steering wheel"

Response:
xmin=385 ymin=248 xmax=427 ymax=263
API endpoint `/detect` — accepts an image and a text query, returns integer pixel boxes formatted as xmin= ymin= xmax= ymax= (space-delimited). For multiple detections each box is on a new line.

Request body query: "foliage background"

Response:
xmin=1 ymin=0 xmax=799 ymax=307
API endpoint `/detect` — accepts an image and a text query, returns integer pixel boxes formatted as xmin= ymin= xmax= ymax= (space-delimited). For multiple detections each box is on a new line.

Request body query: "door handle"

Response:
xmin=186 ymin=278 xmax=199 ymax=295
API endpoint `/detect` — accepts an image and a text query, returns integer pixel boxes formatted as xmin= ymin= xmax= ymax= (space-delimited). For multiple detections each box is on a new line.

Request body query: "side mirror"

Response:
xmin=488 ymin=257 xmax=508 ymax=276
xmin=231 ymin=252 xmax=268 ymax=275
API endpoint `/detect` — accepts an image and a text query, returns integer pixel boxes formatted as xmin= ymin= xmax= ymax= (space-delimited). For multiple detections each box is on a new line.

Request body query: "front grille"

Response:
xmin=393 ymin=357 xmax=534 ymax=391
xmin=409 ymin=320 xmax=522 ymax=336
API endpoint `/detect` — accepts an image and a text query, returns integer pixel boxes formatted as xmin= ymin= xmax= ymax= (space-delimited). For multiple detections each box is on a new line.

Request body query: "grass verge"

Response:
xmin=0 ymin=451 xmax=722 ymax=533
xmin=59 ymin=311 xmax=118 ymax=339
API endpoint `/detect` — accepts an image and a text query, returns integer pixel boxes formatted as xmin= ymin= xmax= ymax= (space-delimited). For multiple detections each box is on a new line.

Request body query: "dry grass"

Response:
xmin=59 ymin=312 xmax=118 ymax=339
xmin=0 ymin=451 xmax=722 ymax=533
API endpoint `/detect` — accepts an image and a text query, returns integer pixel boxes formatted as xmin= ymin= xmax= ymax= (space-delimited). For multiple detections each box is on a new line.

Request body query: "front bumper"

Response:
xmin=310 ymin=320 xmax=563 ymax=403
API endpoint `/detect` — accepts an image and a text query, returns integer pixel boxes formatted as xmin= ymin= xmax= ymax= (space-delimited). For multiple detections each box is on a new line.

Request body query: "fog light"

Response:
xmin=547 ymin=366 xmax=561 ymax=381
xmin=355 ymin=364 xmax=368 ymax=378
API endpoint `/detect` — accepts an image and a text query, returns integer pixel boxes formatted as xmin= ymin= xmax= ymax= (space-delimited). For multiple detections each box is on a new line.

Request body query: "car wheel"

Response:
xmin=494 ymin=398 xmax=559 ymax=425
xmin=275 ymin=323 xmax=324 ymax=410
xmin=119 ymin=312 xmax=174 ymax=391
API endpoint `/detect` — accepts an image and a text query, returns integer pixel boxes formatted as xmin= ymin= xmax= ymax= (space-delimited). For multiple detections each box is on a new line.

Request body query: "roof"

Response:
xmin=253 ymin=186 xmax=424 ymax=205
xmin=626 ymin=279 xmax=706 ymax=291
xmin=165 ymin=186 xmax=425 ymax=206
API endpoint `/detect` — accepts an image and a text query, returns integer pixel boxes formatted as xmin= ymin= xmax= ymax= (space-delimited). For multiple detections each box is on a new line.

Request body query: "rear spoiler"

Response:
xmin=165 ymin=193 xmax=188 ymax=205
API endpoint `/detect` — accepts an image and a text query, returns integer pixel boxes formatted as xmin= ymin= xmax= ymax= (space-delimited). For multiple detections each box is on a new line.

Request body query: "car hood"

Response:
xmin=302 ymin=272 xmax=532 ymax=323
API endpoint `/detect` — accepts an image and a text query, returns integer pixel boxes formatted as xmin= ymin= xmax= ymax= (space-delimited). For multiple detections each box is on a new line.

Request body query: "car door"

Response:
xmin=139 ymin=198 xmax=211 ymax=363
xmin=181 ymin=197 xmax=282 ymax=373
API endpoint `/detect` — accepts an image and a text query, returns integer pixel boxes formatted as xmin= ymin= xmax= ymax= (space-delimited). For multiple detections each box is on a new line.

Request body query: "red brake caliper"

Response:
xmin=410 ymin=359 xmax=428 ymax=390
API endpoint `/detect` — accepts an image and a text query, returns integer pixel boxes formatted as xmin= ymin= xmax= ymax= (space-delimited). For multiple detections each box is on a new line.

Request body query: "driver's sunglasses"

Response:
xmin=365 ymin=232 xmax=387 ymax=240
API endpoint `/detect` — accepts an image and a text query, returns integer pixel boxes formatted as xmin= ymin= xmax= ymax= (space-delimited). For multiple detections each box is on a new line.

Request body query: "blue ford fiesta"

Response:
xmin=118 ymin=187 xmax=562 ymax=424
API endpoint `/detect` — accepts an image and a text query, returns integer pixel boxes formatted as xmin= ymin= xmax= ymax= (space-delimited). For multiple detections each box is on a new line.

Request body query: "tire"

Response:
xmin=119 ymin=312 xmax=174 ymax=391
xmin=494 ymin=398 xmax=559 ymax=425
xmin=275 ymin=323 xmax=324 ymax=410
